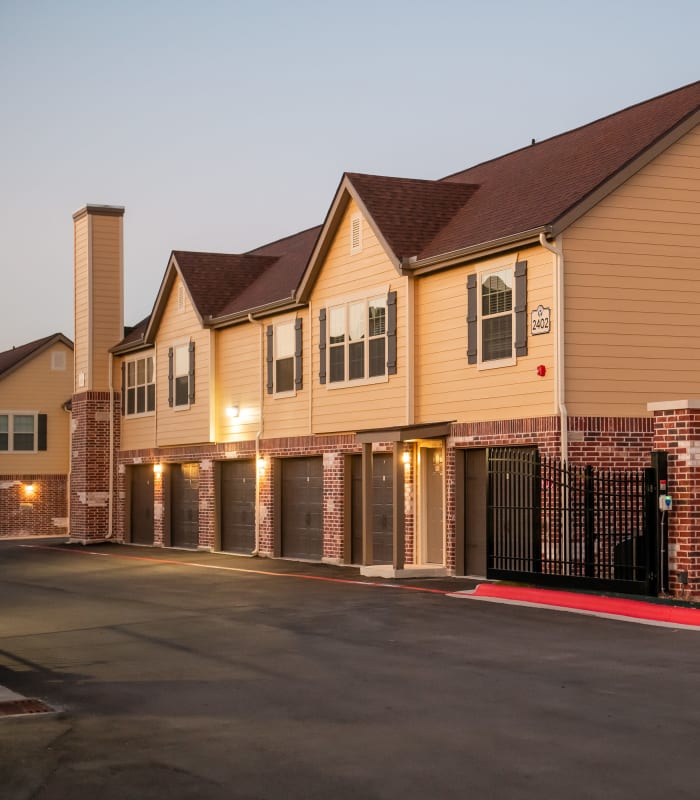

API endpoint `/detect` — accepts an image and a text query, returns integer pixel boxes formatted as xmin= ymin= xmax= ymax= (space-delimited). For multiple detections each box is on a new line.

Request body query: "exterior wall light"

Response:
xmin=402 ymin=449 xmax=411 ymax=465
xmin=153 ymin=463 xmax=163 ymax=475
xmin=23 ymin=483 xmax=36 ymax=497
xmin=257 ymin=457 xmax=267 ymax=476
xmin=226 ymin=405 xmax=240 ymax=418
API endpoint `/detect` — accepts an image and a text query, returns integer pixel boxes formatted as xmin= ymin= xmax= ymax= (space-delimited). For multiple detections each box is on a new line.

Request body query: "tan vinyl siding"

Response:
xmin=310 ymin=200 xmax=408 ymax=433
xmin=155 ymin=277 xmax=211 ymax=446
xmin=73 ymin=214 xmax=89 ymax=390
xmin=415 ymin=245 xmax=555 ymax=422
xmin=0 ymin=343 xmax=73 ymax=473
xmin=564 ymin=124 xmax=700 ymax=417
xmin=90 ymin=215 xmax=123 ymax=392
xmin=116 ymin=350 xmax=157 ymax=451
xmin=215 ymin=324 xmax=263 ymax=443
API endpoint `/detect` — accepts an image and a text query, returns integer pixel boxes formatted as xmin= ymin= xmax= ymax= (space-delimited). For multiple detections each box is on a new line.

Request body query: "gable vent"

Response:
xmin=177 ymin=285 xmax=186 ymax=312
xmin=350 ymin=213 xmax=362 ymax=254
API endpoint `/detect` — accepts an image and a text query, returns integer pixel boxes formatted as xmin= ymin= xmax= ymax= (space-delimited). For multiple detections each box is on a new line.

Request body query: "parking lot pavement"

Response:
xmin=2 ymin=539 xmax=700 ymax=800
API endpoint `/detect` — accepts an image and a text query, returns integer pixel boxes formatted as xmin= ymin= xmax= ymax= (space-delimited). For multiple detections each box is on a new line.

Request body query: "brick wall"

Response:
xmin=0 ymin=474 xmax=68 ymax=537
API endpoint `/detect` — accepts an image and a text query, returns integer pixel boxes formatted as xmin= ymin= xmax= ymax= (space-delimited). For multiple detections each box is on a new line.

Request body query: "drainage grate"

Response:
xmin=0 ymin=698 xmax=55 ymax=717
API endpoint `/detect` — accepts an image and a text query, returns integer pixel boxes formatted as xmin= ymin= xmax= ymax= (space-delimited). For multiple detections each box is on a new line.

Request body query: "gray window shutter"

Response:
xmin=387 ymin=290 xmax=397 ymax=375
xmin=37 ymin=414 xmax=47 ymax=451
xmin=121 ymin=362 xmax=126 ymax=416
xmin=514 ymin=260 xmax=528 ymax=357
xmin=467 ymin=274 xmax=477 ymax=364
xmin=294 ymin=318 xmax=303 ymax=390
xmin=319 ymin=308 xmax=327 ymax=385
xmin=188 ymin=340 xmax=195 ymax=403
xmin=168 ymin=347 xmax=174 ymax=407
xmin=266 ymin=326 xmax=274 ymax=394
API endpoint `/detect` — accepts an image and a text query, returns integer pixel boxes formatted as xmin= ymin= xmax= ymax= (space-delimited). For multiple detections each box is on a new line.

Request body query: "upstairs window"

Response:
xmin=123 ymin=356 xmax=155 ymax=416
xmin=0 ymin=413 xmax=47 ymax=452
xmin=168 ymin=341 xmax=195 ymax=408
xmin=481 ymin=269 xmax=513 ymax=362
xmin=319 ymin=292 xmax=397 ymax=386
xmin=267 ymin=319 xmax=302 ymax=395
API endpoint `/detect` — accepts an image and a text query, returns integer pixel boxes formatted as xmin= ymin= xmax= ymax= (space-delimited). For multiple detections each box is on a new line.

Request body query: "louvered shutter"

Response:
xmin=294 ymin=318 xmax=303 ymax=390
xmin=266 ymin=326 xmax=274 ymax=394
xmin=121 ymin=362 xmax=126 ymax=416
xmin=188 ymin=341 xmax=195 ymax=403
xmin=466 ymin=274 xmax=477 ymax=364
xmin=514 ymin=260 xmax=528 ymax=357
xmin=387 ymin=291 xmax=397 ymax=375
xmin=37 ymin=414 xmax=47 ymax=451
xmin=168 ymin=347 xmax=174 ymax=407
xmin=319 ymin=308 xmax=327 ymax=385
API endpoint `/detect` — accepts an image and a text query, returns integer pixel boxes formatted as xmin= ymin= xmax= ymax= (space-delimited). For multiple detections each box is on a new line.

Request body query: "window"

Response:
xmin=0 ymin=413 xmax=47 ymax=452
xmin=51 ymin=350 xmax=66 ymax=371
xmin=467 ymin=261 xmax=527 ymax=366
xmin=168 ymin=342 xmax=195 ymax=408
xmin=123 ymin=356 xmax=155 ymax=416
xmin=319 ymin=292 xmax=397 ymax=385
xmin=267 ymin=319 xmax=302 ymax=394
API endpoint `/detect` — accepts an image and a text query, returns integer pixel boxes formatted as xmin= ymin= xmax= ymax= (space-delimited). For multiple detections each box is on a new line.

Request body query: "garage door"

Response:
xmin=171 ymin=463 xmax=199 ymax=549
xmin=350 ymin=454 xmax=393 ymax=565
xmin=220 ymin=460 xmax=255 ymax=554
xmin=129 ymin=464 xmax=154 ymax=545
xmin=281 ymin=457 xmax=323 ymax=560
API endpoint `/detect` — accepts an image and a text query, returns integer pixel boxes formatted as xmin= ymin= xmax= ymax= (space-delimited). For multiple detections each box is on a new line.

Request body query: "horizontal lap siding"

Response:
xmin=0 ymin=344 xmax=73 ymax=473
xmin=73 ymin=215 xmax=89 ymax=389
xmin=310 ymin=200 xmax=407 ymax=433
xmin=90 ymin=215 xmax=123 ymax=391
xmin=564 ymin=125 xmax=700 ymax=417
xmin=215 ymin=324 xmax=264 ymax=442
xmin=415 ymin=245 xmax=555 ymax=422
xmin=156 ymin=277 xmax=211 ymax=446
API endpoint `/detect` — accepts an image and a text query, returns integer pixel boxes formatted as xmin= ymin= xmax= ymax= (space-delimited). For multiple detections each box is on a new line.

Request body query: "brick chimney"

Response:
xmin=70 ymin=205 xmax=124 ymax=543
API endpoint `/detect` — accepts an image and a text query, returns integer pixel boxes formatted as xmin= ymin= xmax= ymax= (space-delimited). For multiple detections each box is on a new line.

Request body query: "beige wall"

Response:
xmin=415 ymin=245 xmax=555 ymax=423
xmin=74 ymin=214 xmax=89 ymax=390
xmin=0 ymin=342 xmax=73 ymax=473
xmin=564 ymin=124 xmax=700 ymax=417
xmin=310 ymin=199 xmax=408 ymax=433
xmin=215 ymin=323 xmax=264 ymax=443
xmin=117 ymin=348 xmax=157 ymax=452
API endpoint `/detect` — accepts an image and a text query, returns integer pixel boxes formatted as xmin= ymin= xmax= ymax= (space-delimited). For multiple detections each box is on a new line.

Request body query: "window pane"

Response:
xmin=368 ymin=297 xmax=386 ymax=337
xmin=349 ymin=341 xmax=364 ymax=380
xmin=369 ymin=338 xmax=386 ymax=377
xmin=348 ymin=302 xmax=365 ymax=342
xmin=0 ymin=415 xmax=7 ymax=434
xmin=175 ymin=345 xmax=189 ymax=376
xmin=276 ymin=357 xmax=294 ymax=392
xmin=14 ymin=433 xmax=34 ymax=451
xmin=127 ymin=388 xmax=136 ymax=415
xmin=0 ymin=416 xmax=7 ymax=450
xmin=136 ymin=385 xmax=146 ymax=414
xmin=127 ymin=361 xmax=136 ymax=387
xmin=276 ymin=323 xmax=294 ymax=358
xmin=137 ymin=358 xmax=146 ymax=384
xmin=329 ymin=308 xmax=345 ymax=344
xmin=329 ymin=346 xmax=344 ymax=383
xmin=482 ymin=316 xmax=512 ymax=361
xmin=0 ymin=433 xmax=7 ymax=451
xmin=146 ymin=357 xmax=154 ymax=383
xmin=147 ymin=383 xmax=156 ymax=412
xmin=14 ymin=417 xmax=35 ymax=451
xmin=482 ymin=270 xmax=512 ymax=316
xmin=14 ymin=415 xmax=34 ymax=434
xmin=175 ymin=375 xmax=189 ymax=406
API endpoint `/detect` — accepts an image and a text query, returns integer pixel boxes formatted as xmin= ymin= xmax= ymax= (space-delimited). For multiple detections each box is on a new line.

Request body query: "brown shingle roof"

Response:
xmin=0 ymin=333 xmax=73 ymax=379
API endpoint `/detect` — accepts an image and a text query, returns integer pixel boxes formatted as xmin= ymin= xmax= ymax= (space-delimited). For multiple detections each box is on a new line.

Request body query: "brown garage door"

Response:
xmin=171 ymin=463 xmax=199 ymax=549
xmin=130 ymin=464 xmax=154 ymax=545
xmin=281 ymin=457 xmax=323 ymax=560
xmin=220 ymin=460 xmax=255 ymax=554
xmin=350 ymin=454 xmax=393 ymax=565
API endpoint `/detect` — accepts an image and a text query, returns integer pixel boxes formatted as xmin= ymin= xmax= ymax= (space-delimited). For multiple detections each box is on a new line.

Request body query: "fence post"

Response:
xmin=584 ymin=465 xmax=595 ymax=577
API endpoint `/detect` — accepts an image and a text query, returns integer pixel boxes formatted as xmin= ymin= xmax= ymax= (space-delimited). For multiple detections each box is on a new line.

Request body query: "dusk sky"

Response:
xmin=1 ymin=0 xmax=698 ymax=352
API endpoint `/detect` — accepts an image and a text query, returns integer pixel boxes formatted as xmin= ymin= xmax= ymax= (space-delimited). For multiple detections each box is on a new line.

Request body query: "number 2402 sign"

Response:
xmin=530 ymin=305 xmax=551 ymax=335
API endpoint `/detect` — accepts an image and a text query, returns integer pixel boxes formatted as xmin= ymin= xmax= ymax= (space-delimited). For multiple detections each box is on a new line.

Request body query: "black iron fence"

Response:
xmin=487 ymin=448 xmax=659 ymax=595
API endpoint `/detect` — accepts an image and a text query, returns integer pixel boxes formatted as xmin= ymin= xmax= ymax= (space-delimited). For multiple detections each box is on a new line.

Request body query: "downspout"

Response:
xmin=539 ymin=233 xmax=568 ymax=462
xmin=248 ymin=313 xmax=265 ymax=555
xmin=106 ymin=352 xmax=115 ymax=538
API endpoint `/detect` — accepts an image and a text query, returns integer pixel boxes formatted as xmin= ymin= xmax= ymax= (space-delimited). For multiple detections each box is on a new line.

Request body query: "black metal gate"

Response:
xmin=487 ymin=448 xmax=659 ymax=595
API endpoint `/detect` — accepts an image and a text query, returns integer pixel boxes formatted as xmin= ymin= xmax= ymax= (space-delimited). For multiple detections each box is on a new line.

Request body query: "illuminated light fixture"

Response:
xmin=23 ymin=483 xmax=36 ymax=497
xmin=153 ymin=463 xmax=163 ymax=475
xmin=226 ymin=405 xmax=240 ymax=418
xmin=402 ymin=449 xmax=411 ymax=465
xmin=257 ymin=457 xmax=267 ymax=476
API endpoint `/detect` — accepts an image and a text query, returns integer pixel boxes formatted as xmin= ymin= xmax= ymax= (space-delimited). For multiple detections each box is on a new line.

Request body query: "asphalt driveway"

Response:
xmin=2 ymin=540 xmax=700 ymax=799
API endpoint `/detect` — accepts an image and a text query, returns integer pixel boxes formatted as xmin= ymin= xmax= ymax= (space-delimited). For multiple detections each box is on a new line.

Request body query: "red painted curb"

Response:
xmin=472 ymin=583 xmax=700 ymax=626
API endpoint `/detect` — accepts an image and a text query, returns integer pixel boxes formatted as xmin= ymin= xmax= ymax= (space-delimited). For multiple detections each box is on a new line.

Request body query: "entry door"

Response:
xmin=419 ymin=446 xmax=444 ymax=564
xmin=281 ymin=457 xmax=323 ymax=560
xmin=171 ymin=463 xmax=200 ymax=549
xmin=130 ymin=465 xmax=154 ymax=545
xmin=350 ymin=454 xmax=393 ymax=565
xmin=220 ymin=460 xmax=256 ymax=553
xmin=464 ymin=449 xmax=487 ymax=576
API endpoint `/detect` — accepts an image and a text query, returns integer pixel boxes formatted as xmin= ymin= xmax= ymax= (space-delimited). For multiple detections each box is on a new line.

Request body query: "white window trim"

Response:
xmin=173 ymin=339 xmax=192 ymax=411
xmin=273 ymin=319 xmax=297 ymax=398
xmin=124 ymin=354 xmax=156 ymax=418
xmin=476 ymin=264 xmax=517 ymax=371
xmin=0 ymin=411 xmax=39 ymax=453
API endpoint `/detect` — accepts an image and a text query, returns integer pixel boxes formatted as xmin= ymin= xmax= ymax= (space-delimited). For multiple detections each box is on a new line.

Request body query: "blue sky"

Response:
xmin=1 ymin=0 xmax=698 ymax=351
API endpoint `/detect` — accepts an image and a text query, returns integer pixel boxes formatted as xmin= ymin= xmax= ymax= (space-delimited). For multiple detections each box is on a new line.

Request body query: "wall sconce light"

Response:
xmin=23 ymin=483 xmax=36 ymax=498
xmin=257 ymin=457 xmax=267 ymax=477
xmin=402 ymin=449 xmax=411 ymax=465
xmin=153 ymin=463 xmax=163 ymax=475
xmin=226 ymin=405 xmax=240 ymax=418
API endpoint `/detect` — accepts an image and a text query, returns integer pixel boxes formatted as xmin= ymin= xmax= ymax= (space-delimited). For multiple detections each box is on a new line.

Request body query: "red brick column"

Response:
xmin=198 ymin=459 xmax=216 ymax=549
xmin=69 ymin=392 xmax=116 ymax=543
xmin=322 ymin=451 xmax=344 ymax=563
xmin=650 ymin=401 xmax=700 ymax=598
xmin=258 ymin=456 xmax=274 ymax=555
